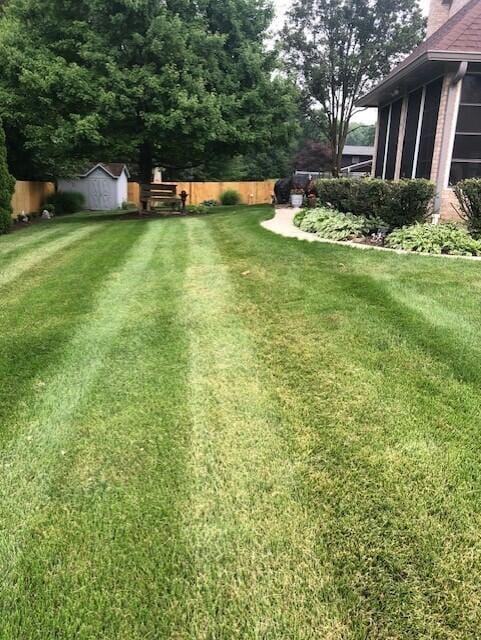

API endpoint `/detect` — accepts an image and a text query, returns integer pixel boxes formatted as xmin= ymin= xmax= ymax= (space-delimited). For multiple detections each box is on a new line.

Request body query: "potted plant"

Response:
xmin=290 ymin=187 xmax=304 ymax=207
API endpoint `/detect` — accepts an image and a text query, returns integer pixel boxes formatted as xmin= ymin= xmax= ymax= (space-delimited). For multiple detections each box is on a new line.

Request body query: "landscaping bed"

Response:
xmin=293 ymin=177 xmax=481 ymax=257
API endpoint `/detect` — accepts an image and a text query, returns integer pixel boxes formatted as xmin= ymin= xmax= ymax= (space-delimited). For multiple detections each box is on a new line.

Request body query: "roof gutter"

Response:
xmin=358 ymin=51 xmax=481 ymax=107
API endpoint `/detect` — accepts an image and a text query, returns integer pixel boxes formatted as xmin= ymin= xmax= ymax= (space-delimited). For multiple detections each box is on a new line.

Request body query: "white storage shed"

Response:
xmin=58 ymin=163 xmax=130 ymax=211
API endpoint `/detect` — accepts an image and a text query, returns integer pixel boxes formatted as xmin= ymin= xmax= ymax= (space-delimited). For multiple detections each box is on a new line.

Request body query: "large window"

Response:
xmin=374 ymin=106 xmax=390 ymax=178
xmin=415 ymin=78 xmax=443 ymax=179
xmin=400 ymin=88 xmax=423 ymax=178
xmin=378 ymin=78 xmax=442 ymax=182
xmin=450 ymin=73 xmax=481 ymax=183
xmin=374 ymin=100 xmax=402 ymax=179
xmin=384 ymin=99 xmax=403 ymax=179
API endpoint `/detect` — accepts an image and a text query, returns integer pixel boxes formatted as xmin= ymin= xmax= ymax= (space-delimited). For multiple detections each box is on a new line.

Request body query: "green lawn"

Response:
xmin=2 ymin=207 xmax=481 ymax=638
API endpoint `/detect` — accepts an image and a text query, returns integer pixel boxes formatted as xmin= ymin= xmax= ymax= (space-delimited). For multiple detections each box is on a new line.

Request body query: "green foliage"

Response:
xmin=299 ymin=208 xmax=331 ymax=232
xmin=45 ymin=191 xmax=85 ymax=216
xmin=293 ymin=210 xmax=307 ymax=227
xmin=0 ymin=119 xmax=15 ymax=234
xmin=453 ymin=179 xmax=481 ymax=237
xmin=299 ymin=206 xmax=385 ymax=240
xmin=346 ymin=124 xmax=376 ymax=146
xmin=282 ymin=0 xmax=424 ymax=174
xmin=121 ymin=201 xmax=137 ymax=211
xmin=220 ymin=190 xmax=241 ymax=206
xmin=202 ymin=199 xmax=219 ymax=208
xmin=314 ymin=211 xmax=370 ymax=241
xmin=0 ymin=0 xmax=299 ymax=181
xmin=386 ymin=223 xmax=481 ymax=256
xmin=316 ymin=178 xmax=435 ymax=229
xmin=185 ymin=204 xmax=208 ymax=215
xmin=43 ymin=203 xmax=55 ymax=214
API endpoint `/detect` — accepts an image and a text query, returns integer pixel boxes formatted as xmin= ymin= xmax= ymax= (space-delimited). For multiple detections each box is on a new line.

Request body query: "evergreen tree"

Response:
xmin=0 ymin=119 xmax=15 ymax=234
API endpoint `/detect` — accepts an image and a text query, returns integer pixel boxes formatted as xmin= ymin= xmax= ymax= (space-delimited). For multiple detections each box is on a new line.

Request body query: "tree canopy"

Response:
xmin=0 ymin=0 xmax=298 ymax=181
xmin=282 ymin=0 xmax=425 ymax=175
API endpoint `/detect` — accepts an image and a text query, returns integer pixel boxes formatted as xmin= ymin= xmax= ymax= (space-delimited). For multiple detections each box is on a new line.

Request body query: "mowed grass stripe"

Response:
xmin=0 ymin=221 xmax=163 ymax=584
xmin=0 ymin=224 xmax=66 ymax=259
xmin=0 ymin=220 xmax=194 ymax=639
xmin=208 ymin=210 xmax=481 ymax=637
xmin=176 ymin=217 xmax=337 ymax=639
xmin=0 ymin=224 xmax=98 ymax=288
xmin=0 ymin=220 xmax=147 ymax=448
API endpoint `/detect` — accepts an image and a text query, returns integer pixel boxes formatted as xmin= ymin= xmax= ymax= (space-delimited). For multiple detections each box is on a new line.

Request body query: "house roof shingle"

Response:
xmin=358 ymin=0 xmax=481 ymax=106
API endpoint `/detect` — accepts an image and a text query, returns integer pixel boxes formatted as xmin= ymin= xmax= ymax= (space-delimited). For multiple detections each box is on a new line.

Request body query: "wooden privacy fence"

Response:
xmin=128 ymin=180 xmax=277 ymax=207
xmin=11 ymin=181 xmax=55 ymax=216
xmin=10 ymin=179 xmax=277 ymax=216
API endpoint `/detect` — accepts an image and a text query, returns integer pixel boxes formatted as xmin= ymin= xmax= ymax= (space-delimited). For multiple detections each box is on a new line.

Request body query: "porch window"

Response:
xmin=374 ymin=106 xmax=390 ymax=177
xmin=450 ymin=74 xmax=481 ymax=183
xmin=400 ymin=88 xmax=423 ymax=178
xmin=415 ymin=78 xmax=443 ymax=179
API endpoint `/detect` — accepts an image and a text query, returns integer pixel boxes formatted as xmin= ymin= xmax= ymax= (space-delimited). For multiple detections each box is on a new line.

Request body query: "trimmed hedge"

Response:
xmin=454 ymin=178 xmax=481 ymax=237
xmin=316 ymin=178 xmax=435 ymax=229
xmin=0 ymin=120 xmax=15 ymax=234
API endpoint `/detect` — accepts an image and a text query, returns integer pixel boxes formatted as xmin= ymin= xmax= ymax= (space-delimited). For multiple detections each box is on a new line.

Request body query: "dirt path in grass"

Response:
xmin=174 ymin=217 xmax=340 ymax=639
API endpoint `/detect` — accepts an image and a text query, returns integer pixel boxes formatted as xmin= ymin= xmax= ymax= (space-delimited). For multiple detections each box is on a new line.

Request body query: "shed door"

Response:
xmin=88 ymin=176 xmax=116 ymax=210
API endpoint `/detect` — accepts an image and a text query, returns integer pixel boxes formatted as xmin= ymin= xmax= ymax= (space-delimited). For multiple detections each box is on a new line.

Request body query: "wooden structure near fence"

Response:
xmin=11 ymin=181 xmax=55 ymax=216
xmin=128 ymin=180 xmax=276 ymax=207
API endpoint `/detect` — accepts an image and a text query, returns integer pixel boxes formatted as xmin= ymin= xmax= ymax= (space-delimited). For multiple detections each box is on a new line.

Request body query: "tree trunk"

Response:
xmin=139 ymin=143 xmax=153 ymax=212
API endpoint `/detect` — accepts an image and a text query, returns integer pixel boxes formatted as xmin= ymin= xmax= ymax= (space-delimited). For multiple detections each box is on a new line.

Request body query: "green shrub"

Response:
xmin=299 ymin=208 xmax=333 ymax=233
xmin=121 ymin=201 xmax=137 ymax=210
xmin=220 ymin=189 xmax=241 ymax=206
xmin=386 ymin=223 xmax=481 ymax=256
xmin=316 ymin=178 xmax=434 ymax=229
xmin=299 ymin=206 xmax=387 ymax=240
xmin=314 ymin=211 xmax=368 ymax=241
xmin=43 ymin=203 xmax=55 ymax=214
xmin=46 ymin=191 xmax=85 ymax=215
xmin=186 ymin=204 xmax=208 ymax=215
xmin=453 ymin=179 xmax=481 ymax=236
xmin=293 ymin=210 xmax=307 ymax=227
xmin=0 ymin=120 xmax=15 ymax=234
xmin=202 ymin=199 xmax=218 ymax=207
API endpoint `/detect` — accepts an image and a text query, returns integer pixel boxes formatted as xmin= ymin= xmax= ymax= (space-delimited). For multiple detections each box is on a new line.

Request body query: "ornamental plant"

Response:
xmin=454 ymin=179 xmax=481 ymax=237
xmin=0 ymin=120 xmax=15 ymax=234
xmin=386 ymin=222 xmax=481 ymax=256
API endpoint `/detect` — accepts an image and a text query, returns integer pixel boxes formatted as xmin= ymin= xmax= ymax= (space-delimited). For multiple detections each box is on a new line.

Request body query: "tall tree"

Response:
xmin=282 ymin=0 xmax=425 ymax=175
xmin=0 ymin=0 xmax=298 ymax=181
xmin=0 ymin=118 xmax=15 ymax=234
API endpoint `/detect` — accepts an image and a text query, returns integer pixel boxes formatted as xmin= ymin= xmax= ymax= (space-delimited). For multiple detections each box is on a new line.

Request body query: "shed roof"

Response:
xmin=358 ymin=0 xmax=481 ymax=106
xmin=81 ymin=163 xmax=130 ymax=179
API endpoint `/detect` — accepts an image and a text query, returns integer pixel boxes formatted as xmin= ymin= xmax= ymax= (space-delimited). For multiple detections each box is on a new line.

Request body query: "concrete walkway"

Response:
xmin=261 ymin=207 xmax=320 ymax=242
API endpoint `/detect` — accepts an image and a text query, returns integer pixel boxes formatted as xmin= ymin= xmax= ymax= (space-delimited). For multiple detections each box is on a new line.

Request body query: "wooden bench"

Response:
xmin=140 ymin=183 xmax=182 ymax=211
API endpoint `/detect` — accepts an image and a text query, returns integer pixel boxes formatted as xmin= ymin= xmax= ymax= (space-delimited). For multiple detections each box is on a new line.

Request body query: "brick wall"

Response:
xmin=427 ymin=0 xmax=471 ymax=37
xmin=439 ymin=188 xmax=462 ymax=221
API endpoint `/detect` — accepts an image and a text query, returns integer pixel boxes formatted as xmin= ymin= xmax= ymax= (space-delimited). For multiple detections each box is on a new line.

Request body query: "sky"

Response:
xmin=273 ymin=0 xmax=431 ymax=124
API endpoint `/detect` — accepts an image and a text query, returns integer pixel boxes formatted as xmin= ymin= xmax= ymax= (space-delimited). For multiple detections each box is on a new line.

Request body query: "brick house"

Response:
xmin=358 ymin=0 xmax=481 ymax=221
